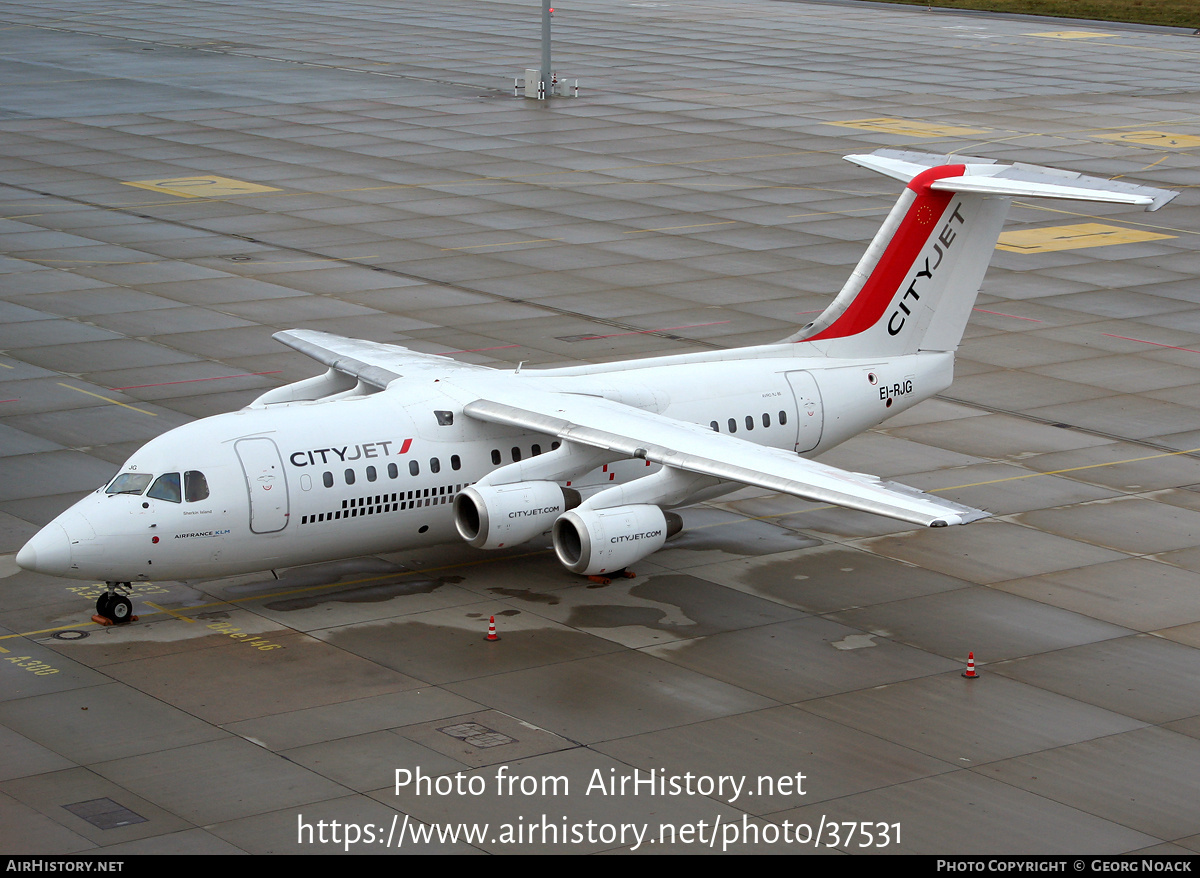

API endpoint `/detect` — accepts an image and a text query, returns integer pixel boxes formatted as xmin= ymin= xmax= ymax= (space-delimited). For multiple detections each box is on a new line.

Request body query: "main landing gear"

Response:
xmin=95 ymin=583 xmax=134 ymax=624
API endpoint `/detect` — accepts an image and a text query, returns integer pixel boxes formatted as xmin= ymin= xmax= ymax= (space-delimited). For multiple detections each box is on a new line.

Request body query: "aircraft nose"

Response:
xmin=16 ymin=523 xmax=72 ymax=576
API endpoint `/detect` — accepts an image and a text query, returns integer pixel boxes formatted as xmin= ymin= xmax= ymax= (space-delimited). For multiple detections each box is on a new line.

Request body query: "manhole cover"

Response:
xmin=438 ymin=722 xmax=515 ymax=748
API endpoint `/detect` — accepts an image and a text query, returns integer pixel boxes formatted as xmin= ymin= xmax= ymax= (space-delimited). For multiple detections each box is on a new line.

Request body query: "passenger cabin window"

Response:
xmin=366 ymin=466 xmax=377 ymax=482
xmin=388 ymin=463 xmax=398 ymax=479
xmin=451 ymin=455 xmax=461 ymax=471
xmin=779 ymin=410 xmax=788 ymax=425
xmin=106 ymin=473 xmax=153 ymax=496
xmin=323 ymin=472 xmax=334 ymax=488
xmin=762 ymin=413 xmax=771 ymax=428
xmin=184 ymin=471 xmax=209 ymax=502
xmin=511 ymin=447 xmax=522 ymax=462
xmin=728 ymin=418 xmax=737 ymax=434
xmin=710 ymin=421 xmax=718 ymax=432
xmin=491 ymin=449 xmax=501 ymax=465
xmin=148 ymin=472 xmax=181 ymax=503
xmin=345 ymin=469 xmax=356 ymax=485
xmin=430 ymin=458 xmax=441 ymax=474
xmin=409 ymin=460 xmax=420 ymax=476
xmin=745 ymin=416 xmax=754 ymax=431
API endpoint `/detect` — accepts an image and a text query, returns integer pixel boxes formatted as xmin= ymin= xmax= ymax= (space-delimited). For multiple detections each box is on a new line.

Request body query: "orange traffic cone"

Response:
xmin=962 ymin=651 xmax=979 ymax=678
xmin=486 ymin=615 xmax=499 ymax=642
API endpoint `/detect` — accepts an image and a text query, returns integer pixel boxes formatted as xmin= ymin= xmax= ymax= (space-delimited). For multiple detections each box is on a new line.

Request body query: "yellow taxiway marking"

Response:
xmin=0 ymin=551 xmax=551 ymax=641
xmin=825 ymin=119 xmax=988 ymax=138
xmin=440 ymin=238 xmax=561 ymax=251
xmin=1094 ymin=130 xmax=1200 ymax=149
xmin=930 ymin=447 xmax=1200 ymax=492
xmin=144 ymin=601 xmax=195 ymax=622
xmin=57 ymin=383 xmax=156 ymax=416
xmin=122 ymin=176 xmax=281 ymax=199
xmin=996 ymin=223 xmax=1174 ymax=254
xmin=625 ymin=221 xmax=737 ymax=234
xmin=1028 ymin=30 xmax=1112 ymax=40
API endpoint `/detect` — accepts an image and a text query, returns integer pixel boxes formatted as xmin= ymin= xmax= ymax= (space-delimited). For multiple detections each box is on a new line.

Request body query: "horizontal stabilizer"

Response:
xmin=847 ymin=149 xmax=1177 ymax=211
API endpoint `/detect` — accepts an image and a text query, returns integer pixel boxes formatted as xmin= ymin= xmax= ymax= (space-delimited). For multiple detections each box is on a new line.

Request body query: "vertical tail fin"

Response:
xmin=789 ymin=150 xmax=1175 ymax=356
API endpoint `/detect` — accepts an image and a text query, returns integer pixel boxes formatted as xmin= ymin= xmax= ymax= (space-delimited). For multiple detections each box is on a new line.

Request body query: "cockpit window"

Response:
xmin=185 ymin=471 xmax=209 ymax=502
xmin=106 ymin=473 xmax=153 ymax=496
xmin=147 ymin=472 xmax=182 ymax=503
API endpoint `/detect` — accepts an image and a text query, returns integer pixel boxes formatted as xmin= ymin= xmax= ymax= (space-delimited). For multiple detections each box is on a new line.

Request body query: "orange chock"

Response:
xmin=962 ymin=651 xmax=979 ymax=679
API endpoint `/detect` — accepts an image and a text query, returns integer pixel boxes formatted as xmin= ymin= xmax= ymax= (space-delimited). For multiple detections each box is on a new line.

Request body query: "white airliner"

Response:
xmin=16 ymin=150 xmax=1175 ymax=623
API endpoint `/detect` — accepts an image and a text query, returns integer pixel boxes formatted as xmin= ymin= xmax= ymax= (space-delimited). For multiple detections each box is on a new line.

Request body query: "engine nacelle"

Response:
xmin=552 ymin=504 xmax=684 ymax=576
xmin=454 ymin=481 xmax=579 ymax=549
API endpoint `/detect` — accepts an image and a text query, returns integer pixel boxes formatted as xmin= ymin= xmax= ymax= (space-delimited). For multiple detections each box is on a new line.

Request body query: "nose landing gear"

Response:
xmin=95 ymin=583 xmax=135 ymax=625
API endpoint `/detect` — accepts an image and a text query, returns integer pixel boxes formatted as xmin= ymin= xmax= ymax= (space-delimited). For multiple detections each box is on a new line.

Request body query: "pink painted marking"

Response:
xmin=1104 ymin=334 xmax=1200 ymax=355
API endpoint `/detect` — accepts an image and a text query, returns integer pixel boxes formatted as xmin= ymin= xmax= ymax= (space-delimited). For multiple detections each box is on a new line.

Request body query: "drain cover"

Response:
xmin=63 ymin=798 xmax=147 ymax=830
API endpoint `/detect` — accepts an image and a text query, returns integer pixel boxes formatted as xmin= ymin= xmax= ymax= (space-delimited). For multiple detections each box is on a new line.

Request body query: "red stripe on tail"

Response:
xmin=807 ymin=164 xmax=964 ymax=341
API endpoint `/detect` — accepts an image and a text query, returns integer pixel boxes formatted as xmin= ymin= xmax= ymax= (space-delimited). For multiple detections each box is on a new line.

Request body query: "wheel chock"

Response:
xmin=91 ymin=613 xmax=139 ymax=627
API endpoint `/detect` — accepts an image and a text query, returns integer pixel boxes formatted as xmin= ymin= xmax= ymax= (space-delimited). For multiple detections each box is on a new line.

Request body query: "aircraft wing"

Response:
xmin=459 ymin=387 xmax=986 ymax=528
xmin=274 ymin=329 xmax=491 ymax=388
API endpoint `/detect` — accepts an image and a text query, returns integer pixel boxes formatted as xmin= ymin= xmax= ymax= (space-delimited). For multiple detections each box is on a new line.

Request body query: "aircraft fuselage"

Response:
xmin=19 ymin=349 xmax=952 ymax=583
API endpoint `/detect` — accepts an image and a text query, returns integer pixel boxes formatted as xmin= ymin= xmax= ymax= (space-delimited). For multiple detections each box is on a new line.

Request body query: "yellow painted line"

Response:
xmin=122 ymin=176 xmax=280 ymax=199
xmin=930 ymin=447 xmax=1200 ymax=492
xmin=57 ymin=383 xmax=156 ymax=416
xmin=625 ymin=221 xmax=737 ymax=234
xmin=996 ymin=223 xmax=1174 ymax=254
xmin=1094 ymin=130 xmax=1200 ymax=149
xmin=32 ymin=259 xmax=163 ymax=265
xmin=0 ymin=550 xmax=551 ymax=641
xmin=1027 ymin=30 xmax=1112 ymax=39
xmin=787 ymin=207 xmax=891 ymax=220
xmin=825 ymin=119 xmax=988 ymax=138
xmin=440 ymin=238 xmax=561 ymax=251
xmin=669 ymin=445 xmax=1200 ymax=534
xmin=1013 ymin=201 xmax=1200 ymax=240
xmin=144 ymin=601 xmax=196 ymax=623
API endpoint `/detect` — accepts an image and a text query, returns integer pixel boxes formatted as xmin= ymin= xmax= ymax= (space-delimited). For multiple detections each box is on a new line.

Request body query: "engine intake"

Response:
xmin=454 ymin=481 xmax=579 ymax=549
xmin=552 ymin=504 xmax=684 ymax=576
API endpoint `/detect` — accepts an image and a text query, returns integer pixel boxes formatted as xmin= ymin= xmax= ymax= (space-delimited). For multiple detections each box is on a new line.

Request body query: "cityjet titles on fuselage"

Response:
xmin=887 ymin=201 xmax=967 ymax=337
xmin=289 ymin=439 xmax=411 ymax=467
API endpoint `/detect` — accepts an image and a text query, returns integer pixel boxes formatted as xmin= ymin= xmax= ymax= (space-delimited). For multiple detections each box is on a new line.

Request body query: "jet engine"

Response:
xmin=454 ymin=481 xmax=580 ymax=549
xmin=552 ymin=504 xmax=684 ymax=576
